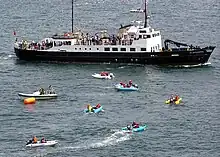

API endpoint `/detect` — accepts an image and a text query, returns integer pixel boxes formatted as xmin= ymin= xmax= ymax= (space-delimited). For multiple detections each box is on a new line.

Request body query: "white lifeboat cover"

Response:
xmin=127 ymin=26 xmax=138 ymax=34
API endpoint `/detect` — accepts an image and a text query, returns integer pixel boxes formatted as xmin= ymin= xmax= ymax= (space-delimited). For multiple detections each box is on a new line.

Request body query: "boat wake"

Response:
xmin=171 ymin=62 xmax=211 ymax=68
xmin=0 ymin=54 xmax=14 ymax=60
xmin=64 ymin=130 xmax=131 ymax=150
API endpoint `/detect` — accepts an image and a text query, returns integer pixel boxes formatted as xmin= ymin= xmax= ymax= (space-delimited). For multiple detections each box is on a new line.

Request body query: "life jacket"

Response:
xmin=175 ymin=96 xmax=179 ymax=101
xmin=33 ymin=137 xmax=38 ymax=143
xmin=88 ymin=105 xmax=92 ymax=111
xmin=96 ymin=104 xmax=101 ymax=108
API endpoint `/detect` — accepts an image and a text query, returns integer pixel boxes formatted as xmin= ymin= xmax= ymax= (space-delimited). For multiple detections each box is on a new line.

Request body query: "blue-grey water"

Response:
xmin=0 ymin=0 xmax=219 ymax=156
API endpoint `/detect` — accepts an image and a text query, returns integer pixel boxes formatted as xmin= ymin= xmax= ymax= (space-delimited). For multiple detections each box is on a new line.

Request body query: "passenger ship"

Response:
xmin=14 ymin=0 xmax=215 ymax=65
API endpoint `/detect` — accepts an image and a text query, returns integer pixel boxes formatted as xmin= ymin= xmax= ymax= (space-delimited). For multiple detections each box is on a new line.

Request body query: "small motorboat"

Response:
xmin=115 ymin=84 xmax=138 ymax=91
xmin=18 ymin=91 xmax=57 ymax=100
xmin=165 ymin=98 xmax=182 ymax=105
xmin=26 ymin=140 xmax=58 ymax=147
xmin=84 ymin=106 xmax=103 ymax=113
xmin=92 ymin=72 xmax=115 ymax=79
xmin=122 ymin=125 xmax=147 ymax=133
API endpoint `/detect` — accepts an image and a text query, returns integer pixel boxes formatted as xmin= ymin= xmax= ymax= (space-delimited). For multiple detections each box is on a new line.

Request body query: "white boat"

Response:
xmin=18 ymin=91 xmax=58 ymax=100
xmin=92 ymin=73 xmax=115 ymax=79
xmin=13 ymin=0 xmax=215 ymax=65
xmin=26 ymin=140 xmax=58 ymax=147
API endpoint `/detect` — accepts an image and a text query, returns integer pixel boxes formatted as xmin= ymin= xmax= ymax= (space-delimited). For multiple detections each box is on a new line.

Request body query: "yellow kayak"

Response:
xmin=165 ymin=98 xmax=182 ymax=105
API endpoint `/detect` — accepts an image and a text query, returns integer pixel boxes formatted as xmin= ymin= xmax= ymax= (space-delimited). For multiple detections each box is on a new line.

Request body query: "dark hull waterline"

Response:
xmin=14 ymin=47 xmax=215 ymax=65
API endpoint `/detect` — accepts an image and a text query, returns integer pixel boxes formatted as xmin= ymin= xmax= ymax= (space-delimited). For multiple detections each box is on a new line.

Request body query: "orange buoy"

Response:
xmin=24 ymin=97 xmax=36 ymax=105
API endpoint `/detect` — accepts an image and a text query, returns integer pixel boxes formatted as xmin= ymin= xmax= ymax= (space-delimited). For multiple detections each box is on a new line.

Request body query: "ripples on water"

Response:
xmin=0 ymin=0 xmax=219 ymax=156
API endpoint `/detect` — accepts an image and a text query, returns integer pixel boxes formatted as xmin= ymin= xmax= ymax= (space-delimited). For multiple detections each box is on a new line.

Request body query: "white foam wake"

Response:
xmin=65 ymin=130 xmax=131 ymax=150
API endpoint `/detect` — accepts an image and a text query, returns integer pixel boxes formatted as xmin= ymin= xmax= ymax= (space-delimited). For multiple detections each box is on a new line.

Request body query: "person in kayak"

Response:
xmin=175 ymin=94 xmax=180 ymax=101
xmin=127 ymin=80 xmax=133 ymax=87
xmin=127 ymin=125 xmax=132 ymax=130
xmin=93 ymin=103 xmax=101 ymax=109
xmin=169 ymin=95 xmax=175 ymax=103
xmin=169 ymin=94 xmax=179 ymax=103
xmin=120 ymin=82 xmax=126 ymax=87
xmin=132 ymin=121 xmax=139 ymax=128
xmin=87 ymin=104 xmax=94 ymax=112
xmin=32 ymin=136 xmax=38 ymax=143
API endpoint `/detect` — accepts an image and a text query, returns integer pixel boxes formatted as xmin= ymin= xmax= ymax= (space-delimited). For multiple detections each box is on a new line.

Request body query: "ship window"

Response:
xmin=157 ymin=33 xmax=160 ymax=36
xmin=75 ymin=48 xmax=77 ymax=50
xmin=97 ymin=48 xmax=99 ymax=50
xmin=79 ymin=48 xmax=81 ymax=50
xmin=85 ymin=48 xmax=87 ymax=50
xmin=140 ymin=30 xmax=146 ymax=33
xmin=143 ymin=35 xmax=151 ymax=39
xmin=141 ymin=48 xmax=146 ymax=51
xmin=121 ymin=48 xmax=126 ymax=51
xmin=89 ymin=48 xmax=91 ymax=50
xmin=112 ymin=48 xmax=118 ymax=51
xmin=104 ymin=47 xmax=110 ymax=51
xmin=130 ymin=48 xmax=136 ymax=51
xmin=130 ymin=35 xmax=134 ymax=38
xmin=139 ymin=35 xmax=142 ymax=39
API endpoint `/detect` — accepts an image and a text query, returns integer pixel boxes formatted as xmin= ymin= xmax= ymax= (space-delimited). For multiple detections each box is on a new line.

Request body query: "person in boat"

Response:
xmin=87 ymin=104 xmax=94 ymax=112
xmin=47 ymin=85 xmax=55 ymax=94
xmin=127 ymin=80 xmax=133 ymax=88
xmin=169 ymin=94 xmax=179 ymax=103
xmin=100 ymin=72 xmax=108 ymax=76
xmin=41 ymin=137 xmax=46 ymax=143
xmin=132 ymin=121 xmax=139 ymax=128
xmin=32 ymin=136 xmax=38 ymax=144
xmin=101 ymin=72 xmax=109 ymax=76
xmin=120 ymin=82 xmax=126 ymax=87
xmin=175 ymin=94 xmax=180 ymax=101
xmin=39 ymin=88 xmax=45 ymax=95
xmin=127 ymin=125 xmax=132 ymax=131
xmin=93 ymin=103 xmax=101 ymax=109
xmin=169 ymin=94 xmax=175 ymax=103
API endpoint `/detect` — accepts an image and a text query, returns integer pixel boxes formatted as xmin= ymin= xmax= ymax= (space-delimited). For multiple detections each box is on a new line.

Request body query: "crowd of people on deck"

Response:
xmin=20 ymin=39 xmax=53 ymax=50
xmin=18 ymin=28 xmax=135 ymax=51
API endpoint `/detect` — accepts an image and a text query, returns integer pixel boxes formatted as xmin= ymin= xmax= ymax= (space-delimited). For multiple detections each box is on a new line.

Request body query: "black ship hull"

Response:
xmin=14 ymin=46 xmax=215 ymax=65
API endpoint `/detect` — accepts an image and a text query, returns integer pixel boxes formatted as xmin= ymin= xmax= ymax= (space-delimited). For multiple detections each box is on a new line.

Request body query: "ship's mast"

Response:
xmin=144 ymin=0 xmax=147 ymax=28
xmin=72 ymin=0 xmax=74 ymax=33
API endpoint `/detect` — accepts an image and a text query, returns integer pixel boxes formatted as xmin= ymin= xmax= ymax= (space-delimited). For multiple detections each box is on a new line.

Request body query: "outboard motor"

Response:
xmin=26 ymin=140 xmax=32 ymax=145
xmin=133 ymin=84 xmax=138 ymax=88
xmin=109 ymin=73 xmax=114 ymax=78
